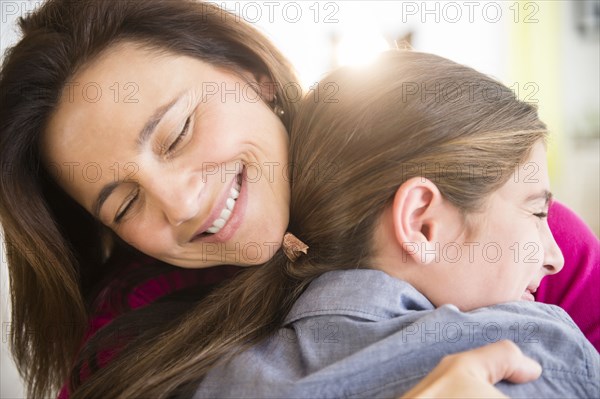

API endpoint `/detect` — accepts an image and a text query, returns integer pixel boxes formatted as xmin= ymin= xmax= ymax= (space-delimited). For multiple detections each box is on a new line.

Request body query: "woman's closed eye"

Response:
xmin=113 ymin=115 xmax=193 ymax=224
xmin=165 ymin=115 xmax=192 ymax=156
xmin=534 ymin=211 xmax=548 ymax=219
xmin=114 ymin=188 xmax=140 ymax=223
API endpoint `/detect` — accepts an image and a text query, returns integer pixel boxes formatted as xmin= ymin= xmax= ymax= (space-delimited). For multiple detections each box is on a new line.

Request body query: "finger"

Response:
xmin=470 ymin=340 xmax=542 ymax=384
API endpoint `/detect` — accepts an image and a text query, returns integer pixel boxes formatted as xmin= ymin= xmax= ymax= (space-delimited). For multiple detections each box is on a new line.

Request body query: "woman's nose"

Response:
xmin=149 ymin=174 xmax=202 ymax=226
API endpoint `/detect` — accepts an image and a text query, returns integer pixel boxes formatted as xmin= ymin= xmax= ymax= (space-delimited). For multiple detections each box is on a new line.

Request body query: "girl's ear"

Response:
xmin=391 ymin=177 xmax=445 ymax=265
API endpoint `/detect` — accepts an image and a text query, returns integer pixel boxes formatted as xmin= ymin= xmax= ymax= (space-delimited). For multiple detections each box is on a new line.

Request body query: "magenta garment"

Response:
xmin=536 ymin=200 xmax=600 ymax=352
xmin=57 ymin=257 xmax=240 ymax=399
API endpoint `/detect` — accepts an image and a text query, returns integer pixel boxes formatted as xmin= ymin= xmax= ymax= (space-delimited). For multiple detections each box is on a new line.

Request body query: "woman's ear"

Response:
xmin=391 ymin=177 xmax=445 ymax=265
xmin=239 ymin=71 xmax=277 ymax=103
xmin=255 ymin=74 xmax=277 ymax=103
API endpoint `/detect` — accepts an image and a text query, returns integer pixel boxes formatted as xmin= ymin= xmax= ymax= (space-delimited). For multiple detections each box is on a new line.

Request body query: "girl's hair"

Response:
xmin=0 ymin=0 xmax=298 ymax=397
xmin=70 ymin=51 xmax=547 ymax=398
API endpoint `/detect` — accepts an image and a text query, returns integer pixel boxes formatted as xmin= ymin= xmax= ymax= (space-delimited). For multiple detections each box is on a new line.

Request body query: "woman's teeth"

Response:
xmin=205 ymin=181 xmax=241 ymax=234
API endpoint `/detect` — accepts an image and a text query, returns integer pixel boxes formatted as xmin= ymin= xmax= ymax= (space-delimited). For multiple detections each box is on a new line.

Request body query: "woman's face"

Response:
xmin=43 ymin=42 xmax=290 ymax=268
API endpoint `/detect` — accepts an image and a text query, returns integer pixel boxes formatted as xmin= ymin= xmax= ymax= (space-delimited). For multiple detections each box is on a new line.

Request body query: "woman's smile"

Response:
xmin=189 ymin=165 xmax=246 ymax=243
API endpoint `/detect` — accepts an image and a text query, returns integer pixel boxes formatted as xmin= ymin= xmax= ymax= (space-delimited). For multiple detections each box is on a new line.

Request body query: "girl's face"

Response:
xmin=43 ymin=43 xmax=290 ymax=268
xmin=431 ymin=141 xmax=564 ymax=310
xmin=379 ymin=141 xmax=565 ymax=311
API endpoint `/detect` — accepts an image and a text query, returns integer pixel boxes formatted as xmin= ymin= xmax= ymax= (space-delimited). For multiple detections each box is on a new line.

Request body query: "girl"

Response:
xmin=189 ymin=50 xmax=599 ymax=398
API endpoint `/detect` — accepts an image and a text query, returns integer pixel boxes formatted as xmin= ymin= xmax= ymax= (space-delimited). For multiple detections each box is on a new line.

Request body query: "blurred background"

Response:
xmin=1 ymin=0 xmax=599 ymax=397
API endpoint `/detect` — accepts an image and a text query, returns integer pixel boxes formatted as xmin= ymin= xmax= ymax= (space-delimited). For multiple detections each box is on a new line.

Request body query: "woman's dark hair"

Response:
xmin=0 ymin=0 xmax=298 ymax=397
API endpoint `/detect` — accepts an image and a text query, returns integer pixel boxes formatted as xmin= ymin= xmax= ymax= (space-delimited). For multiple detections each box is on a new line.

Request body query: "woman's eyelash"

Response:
xmin=114 ymin=189 xmax=140 ymax=223
xmin=166 ymin=116 xmax=192 ymax=154
xmin=534 ymin=212 xmax=548 ymax=219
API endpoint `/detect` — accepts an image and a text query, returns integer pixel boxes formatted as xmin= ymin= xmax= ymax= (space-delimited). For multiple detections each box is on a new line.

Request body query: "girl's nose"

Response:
xmin=543 ymin=227 xmax=565 ymax=275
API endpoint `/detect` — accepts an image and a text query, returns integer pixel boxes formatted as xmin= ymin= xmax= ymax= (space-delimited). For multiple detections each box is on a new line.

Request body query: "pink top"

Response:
xmin=58 ymin=200 xmax=600 ymax=397
xmin=57 ymin=258 xmax=239 ymax=398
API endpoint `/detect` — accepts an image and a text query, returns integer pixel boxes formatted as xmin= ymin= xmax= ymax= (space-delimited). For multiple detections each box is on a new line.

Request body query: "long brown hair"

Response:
xmin=0 ymin=0 xmax=298 ymax=397
xmin=71 ymin=51 xmax=546 ymax=398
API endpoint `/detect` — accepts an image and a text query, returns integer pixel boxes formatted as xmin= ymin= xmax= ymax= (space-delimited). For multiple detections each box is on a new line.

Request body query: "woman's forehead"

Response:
xmin=46 ymin=46 xmax=200 ymax=148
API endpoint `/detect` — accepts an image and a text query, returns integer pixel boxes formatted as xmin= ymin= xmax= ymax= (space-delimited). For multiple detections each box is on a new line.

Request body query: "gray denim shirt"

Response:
xmin=194 ymin=269 xmax=600 ymax=398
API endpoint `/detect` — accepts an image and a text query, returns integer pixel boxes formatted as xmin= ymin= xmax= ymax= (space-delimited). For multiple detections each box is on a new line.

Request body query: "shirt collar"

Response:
xmin=284 ymin=269 xmax=434 ymax=325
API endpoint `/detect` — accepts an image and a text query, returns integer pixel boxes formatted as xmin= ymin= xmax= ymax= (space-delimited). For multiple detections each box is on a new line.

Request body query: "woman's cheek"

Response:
xmin=120 ymin=223 xmax=167 ymax=254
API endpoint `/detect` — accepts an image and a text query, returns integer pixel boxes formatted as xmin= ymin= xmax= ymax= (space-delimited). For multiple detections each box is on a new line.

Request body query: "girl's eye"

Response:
xmin=114 ymin=189 xmax=140 ymax=223
xmin=166 ymin=116 xmax=192 ymax=155
xmin=534 ymin=212 xmax=548 ymax=220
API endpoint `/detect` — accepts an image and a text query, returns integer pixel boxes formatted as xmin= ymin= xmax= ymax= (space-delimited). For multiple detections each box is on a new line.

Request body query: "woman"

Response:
xmin=1 ymin=1 xmax=296 ymax=397
xmin=0 ymin=0 xmax=596 ymax=397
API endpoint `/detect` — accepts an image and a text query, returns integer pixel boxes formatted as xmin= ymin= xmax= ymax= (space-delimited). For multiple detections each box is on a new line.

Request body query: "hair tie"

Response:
xmin=282 ymin=232 xmax=309 ymax=262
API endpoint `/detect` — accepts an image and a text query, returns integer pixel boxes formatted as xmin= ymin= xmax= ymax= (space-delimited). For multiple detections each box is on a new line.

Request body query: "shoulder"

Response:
xmin=196 ymin=296 xmax=599 ymax=398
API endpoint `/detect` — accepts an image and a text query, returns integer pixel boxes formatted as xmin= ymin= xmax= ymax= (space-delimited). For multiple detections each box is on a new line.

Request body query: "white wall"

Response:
xmin=557 ymin=1 xmax=600 ymax=236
